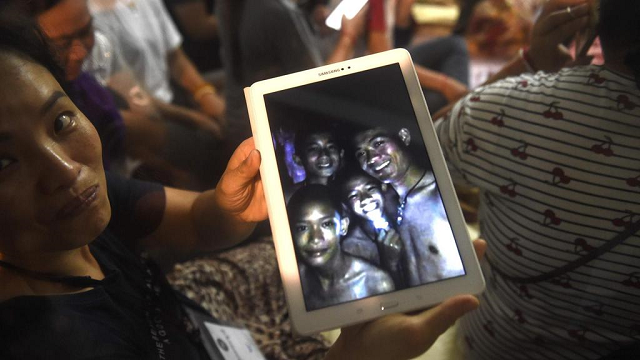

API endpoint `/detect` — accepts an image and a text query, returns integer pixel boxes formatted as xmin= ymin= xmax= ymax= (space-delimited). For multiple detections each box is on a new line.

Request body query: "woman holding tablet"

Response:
xmin=0 ymin=11 xmax=485 ymax=360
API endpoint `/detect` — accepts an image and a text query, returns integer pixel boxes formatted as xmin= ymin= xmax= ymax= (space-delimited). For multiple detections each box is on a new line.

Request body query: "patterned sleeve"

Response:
xmin=434 ymin=90 xmax=479 ymax=187
xmin=435 ymin=74 xmax=533 ymax=190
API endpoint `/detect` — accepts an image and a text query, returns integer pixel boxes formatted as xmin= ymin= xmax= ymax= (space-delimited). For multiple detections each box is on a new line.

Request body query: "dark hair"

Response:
xmin=598 ymin=0 xmax=640 ymax=89
xmin=335 ymin=167 xmax=378 ymax=200
xmin=293 ymin=122 xmax=339 ymax=160
xmin=0 ymin=5 xmax=66 ymax=86
xmin=18 ymin=0 xmax=63 ymax=15
xmin=287 ymin=184 xmax=344 ymax=223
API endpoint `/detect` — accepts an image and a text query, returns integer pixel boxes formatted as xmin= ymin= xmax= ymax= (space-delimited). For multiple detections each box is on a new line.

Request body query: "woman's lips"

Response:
xmin=56 ymin=185 xmax=99 ymax=220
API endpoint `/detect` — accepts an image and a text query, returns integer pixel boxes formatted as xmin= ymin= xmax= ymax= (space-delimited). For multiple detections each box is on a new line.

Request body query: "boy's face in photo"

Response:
xmin=353 ymin=129 xmax=411 ymax=184
xmin=299 ymin=132 xmax=342 ymax=180
xmin=343 ymin=175 xmax=385 ymax=224
xmin=292 ymin=199 xmax=348 ymax=268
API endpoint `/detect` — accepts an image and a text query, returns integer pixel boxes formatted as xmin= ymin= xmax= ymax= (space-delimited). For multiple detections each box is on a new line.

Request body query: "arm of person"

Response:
xmin=363 ymin=0 xmax=467 ymax=103
xmin=136 ymin=138 xmax=267 ymax=259
xmin=415 ymin=66 xmax=469 ymax=103
xmin=168 ymin=0 xmax=218 ymax=41
xmin=167 ymin=47 xmax=226 ymax=120
xmin=326 ymin=8 xmax=369 ymax=64
xmin=107 ymin=70 xmax=222 ymax=139
xmin=325 ymin=239 xmax=486 ymax=360
xmin=431 ymin=0 xmax=591 ymax=121
xmin=151 ymin=98 xmax=223 ymax=139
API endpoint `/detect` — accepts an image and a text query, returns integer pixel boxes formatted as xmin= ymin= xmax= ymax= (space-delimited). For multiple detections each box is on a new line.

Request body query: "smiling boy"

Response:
xmin=288 ymin=185 xmax=394 ymax=311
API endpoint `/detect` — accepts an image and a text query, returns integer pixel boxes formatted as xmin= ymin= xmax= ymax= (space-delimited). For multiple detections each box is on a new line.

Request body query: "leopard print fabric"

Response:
xmin=167 ymin=237 xmax=331 ymax=360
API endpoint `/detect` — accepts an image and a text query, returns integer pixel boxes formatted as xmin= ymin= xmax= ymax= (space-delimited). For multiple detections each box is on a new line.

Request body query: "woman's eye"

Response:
xmin=0 ymin=158 xmax=15 ymax=171
xmin=295 ymin=225 xmax=308 ymax=233
xmin=54 ymin=113 xmax=75 ymax=133
xmin=373 ymin=140 xmax=384 ymax=148
xmin=355 ymin=150 xmax=365 ymax=158
xmin=321 ymin=221 xmax=333 ymax=228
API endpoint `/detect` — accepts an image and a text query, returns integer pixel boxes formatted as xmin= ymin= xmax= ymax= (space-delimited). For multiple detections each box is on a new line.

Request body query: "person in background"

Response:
xmin=366 ymin=0 xmax=470 ymax=114
xmin=88 ymin=0 xmax=225 ymax=125
xmin=434 ymin=0 xmax=640 ymax=358
xmin=0 ymin=13 xmax=486 ymax=360
xmin=25 ymin=0 xmax=227 ymax=189
xmin=216 ymin=0 xmax=368 ymax=150
xmin=163 ymin=0 xmax=223 ymax=76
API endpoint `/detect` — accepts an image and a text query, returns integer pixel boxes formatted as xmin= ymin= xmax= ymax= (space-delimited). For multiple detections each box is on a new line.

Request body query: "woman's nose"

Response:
xmin=38 ymin=143 xmax=81 ymax=194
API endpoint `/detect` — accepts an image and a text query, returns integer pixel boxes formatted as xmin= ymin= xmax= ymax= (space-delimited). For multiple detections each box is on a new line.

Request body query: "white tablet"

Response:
xmin=244 ymin=49 xmax=484 ymax=335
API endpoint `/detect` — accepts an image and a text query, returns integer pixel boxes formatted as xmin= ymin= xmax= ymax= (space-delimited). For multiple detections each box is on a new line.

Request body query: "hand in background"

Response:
xmin=198 ymin=91 xmax=227 ymax=128
xmin=214 ymin=138 xmax=267 ymax=223
xmin=340 ymin=3 xmax=369 ymax=43
xmin=441 ymin=76 xmax=469 ymax=103
xmin=529 ymin=0 xmax=590 ymax=72
xmin=188 ymin=110 xmax=224 ymax=140
xmin=326 ymin=239 xmax=487 ymax=360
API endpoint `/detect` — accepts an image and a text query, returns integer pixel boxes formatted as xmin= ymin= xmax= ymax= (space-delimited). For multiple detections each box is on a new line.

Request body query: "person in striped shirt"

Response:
xmin=435 ymin=0 xmax=640 ymax=358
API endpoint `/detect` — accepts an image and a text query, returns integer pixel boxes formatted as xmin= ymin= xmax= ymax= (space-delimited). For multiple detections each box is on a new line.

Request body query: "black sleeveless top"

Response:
xmin=0 ymin=173 xmax=210 ymax=360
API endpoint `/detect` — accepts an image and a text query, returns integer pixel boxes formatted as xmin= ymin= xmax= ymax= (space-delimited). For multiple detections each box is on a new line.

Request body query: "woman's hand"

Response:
xmin=214 ymin=138 xmax=267 ymax=223
xmin=325 ymin=239 xmax=487 ymax=360
xmin=529 ymin=0 xmax=591 ymax=72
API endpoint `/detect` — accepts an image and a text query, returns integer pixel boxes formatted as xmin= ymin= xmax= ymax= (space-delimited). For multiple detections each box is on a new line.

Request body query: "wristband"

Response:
xmin=519 ymin=47 xmax=537 ymax=73
xmin=193 ymin=83 xmax=216 ymax=102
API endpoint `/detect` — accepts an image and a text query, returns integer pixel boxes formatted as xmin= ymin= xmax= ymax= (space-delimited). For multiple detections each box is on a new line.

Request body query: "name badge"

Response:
xmin=183 ymin=305 xmax=265 ymax=360
xmin=203 ymin=322 xmax=265 ymax=360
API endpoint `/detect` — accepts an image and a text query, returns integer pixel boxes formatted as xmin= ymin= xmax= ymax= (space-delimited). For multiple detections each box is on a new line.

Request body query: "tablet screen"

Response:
xmin=263 ymin=64 xmax=465 ymax=311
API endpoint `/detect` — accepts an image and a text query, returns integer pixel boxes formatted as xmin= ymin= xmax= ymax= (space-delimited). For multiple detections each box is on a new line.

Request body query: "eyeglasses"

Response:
xmin=48 ymin=19 xmax=94 ymax=54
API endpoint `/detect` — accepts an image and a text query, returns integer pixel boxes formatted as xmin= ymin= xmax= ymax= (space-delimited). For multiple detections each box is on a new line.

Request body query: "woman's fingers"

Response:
xmin=537 ymin=3 xmax=590 ymax=37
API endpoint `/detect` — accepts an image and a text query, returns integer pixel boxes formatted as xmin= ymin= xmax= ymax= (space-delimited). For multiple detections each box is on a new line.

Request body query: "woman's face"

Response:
xmin=0 ymin=54 xmax=110 ymax=257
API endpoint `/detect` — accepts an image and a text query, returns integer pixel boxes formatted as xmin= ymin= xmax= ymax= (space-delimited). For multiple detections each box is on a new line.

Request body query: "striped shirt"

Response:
xmin=435 ymin=65 xmax=640 ymax=359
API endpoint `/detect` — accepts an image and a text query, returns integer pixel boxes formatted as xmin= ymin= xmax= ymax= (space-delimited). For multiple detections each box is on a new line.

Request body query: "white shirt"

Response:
xmin=89 ymin=0 xmax=183 ymax=102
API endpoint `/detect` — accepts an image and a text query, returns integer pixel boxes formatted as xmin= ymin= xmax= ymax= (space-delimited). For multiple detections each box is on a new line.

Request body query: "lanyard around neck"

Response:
xmin=0 ymin=259 xmax=106 ymax=288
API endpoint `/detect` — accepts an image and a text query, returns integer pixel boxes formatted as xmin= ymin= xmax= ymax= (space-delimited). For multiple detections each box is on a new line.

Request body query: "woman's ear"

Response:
xmin=398 ymin=128 xmax=411 ymax=146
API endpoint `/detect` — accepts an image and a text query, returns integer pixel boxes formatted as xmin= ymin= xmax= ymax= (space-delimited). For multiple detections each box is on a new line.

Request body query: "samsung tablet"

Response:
xmin=244 ymin=49 xmax=485 ymax=335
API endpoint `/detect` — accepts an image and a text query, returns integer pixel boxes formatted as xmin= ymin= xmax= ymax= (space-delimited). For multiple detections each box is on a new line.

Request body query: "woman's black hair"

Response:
xmin=0 ymin=4 xmax=67 ymax=86
xmin=598 ymin=0 xmax=640 ymax=89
